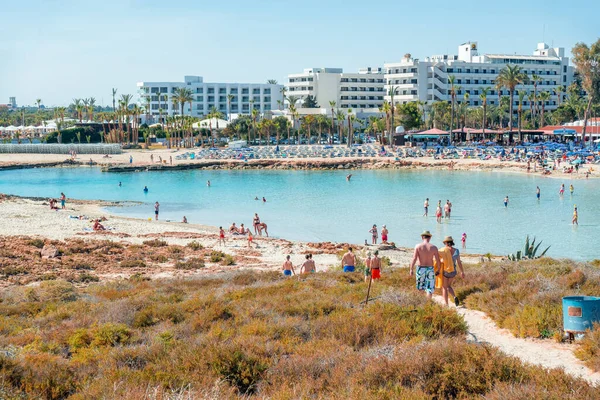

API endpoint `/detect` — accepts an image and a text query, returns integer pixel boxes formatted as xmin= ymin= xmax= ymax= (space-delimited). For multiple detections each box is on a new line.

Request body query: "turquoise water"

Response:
xmin=0 ymin=167 xmax=597 ymax=260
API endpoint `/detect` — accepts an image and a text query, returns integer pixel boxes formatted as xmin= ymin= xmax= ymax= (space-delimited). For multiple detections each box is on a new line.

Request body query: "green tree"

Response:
xmin=572 ymin=40 xmax=600 ymax=146
xmin=111 ymin=88 xmax=118 ymax=112
xmin=227 ymin=94 xmax=235 ymax=122
xmin=479 ymin=87 xmax=490 ymax=135
xmin=395 ymin=102 xmax=423 ymax=131
xmin=302 ymin=95 xmax=318 ymax=108
xmin=517 ymin=90 xmax=527 ymax=141
xmin=266 ymin=79 xmax=278 ymax=84
xmin=529 ymin=74 xmax=541 ymax=126
xmin=387 ymin=86 xmax=397 ymax=144
xmin=448 ymin=76 xmax=458 ymax=133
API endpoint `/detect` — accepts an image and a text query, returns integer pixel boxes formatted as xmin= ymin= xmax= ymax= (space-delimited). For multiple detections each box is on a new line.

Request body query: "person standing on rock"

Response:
xmin=369 ymin=224 xmax=378 ymax=245
xmin=409 ymin=230 xmax=440 ymax=299
xmin=381 ymin=225 xmax=389 ymax=244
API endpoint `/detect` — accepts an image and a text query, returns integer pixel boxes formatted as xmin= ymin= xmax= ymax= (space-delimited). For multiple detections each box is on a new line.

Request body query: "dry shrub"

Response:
xmin=186 ymin=241 xmax=203 ymax=251
xmin=175 ymin=258 xmax=205 ymax=270
xmin=143 ymin=239 xmax=168 ymax=247
xmin=120 ymin=259 xmax=147 ymax=269
xmin=91 ymin=323 xmax=132 ymax=347
xmin=575 ymin=323 xmax=600 ymax=371
xmin=19 ymin=352 xmax=78 ymax=399
xmin=209 ymin=346 xmax=268 ymax=395
xmin=28 ymin=238 xmax=45 ymax=249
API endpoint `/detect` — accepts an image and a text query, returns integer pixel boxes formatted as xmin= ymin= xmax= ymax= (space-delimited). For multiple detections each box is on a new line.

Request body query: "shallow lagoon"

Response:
xmin=0 ymin=167 xmax=597 ymax=260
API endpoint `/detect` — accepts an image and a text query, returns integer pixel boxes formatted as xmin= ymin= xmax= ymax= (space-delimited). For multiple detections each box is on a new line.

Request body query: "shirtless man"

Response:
xmin=444 ymin=201 xmax=450 ymax=218
xmin=423 ymin=198 xmax=429 ymax=217
xmin=409 ymin=230 xmax=441 ymax=299
xmin=370 ymin=250 xmax=382 ymax=281
xmin=381 ymin=225 xmax=389 ymax=244
xmin=93 ymin=219 xmax=106 ymax=231
xmin=300 ymin=254 xmax=316 ymax=275
xmin=238 ymin=223 xmax=249 ymax=235
xmin=257 ymin=222 xmax=269 ymax=237
xmin=229 ymin=222 xmax=237 ymax=233
xmin=341 ymin=247 xmax=356 ymax=272
xmin=282 ymin=255 xmax=295 ymax=277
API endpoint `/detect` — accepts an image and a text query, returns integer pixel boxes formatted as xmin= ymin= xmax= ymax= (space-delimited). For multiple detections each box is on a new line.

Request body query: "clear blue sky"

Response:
xmin=1 ymin=0 xmax=598 ymax=107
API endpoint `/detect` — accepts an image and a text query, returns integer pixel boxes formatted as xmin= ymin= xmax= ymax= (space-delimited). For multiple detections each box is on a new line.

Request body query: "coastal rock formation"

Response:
xmin=41 ymin=244 xmax=59 ymax=259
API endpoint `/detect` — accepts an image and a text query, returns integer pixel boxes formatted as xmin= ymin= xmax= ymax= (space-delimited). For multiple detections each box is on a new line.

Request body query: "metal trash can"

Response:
xmin=563 ymin=296 xmax=600 ymax=340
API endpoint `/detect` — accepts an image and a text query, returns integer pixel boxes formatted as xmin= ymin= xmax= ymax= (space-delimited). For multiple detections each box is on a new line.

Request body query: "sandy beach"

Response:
xmin=0 ymin=148 xmax=597 ymax=179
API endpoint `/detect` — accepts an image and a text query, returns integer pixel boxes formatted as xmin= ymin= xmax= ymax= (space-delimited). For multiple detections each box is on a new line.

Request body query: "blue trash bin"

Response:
xmin=563 ymin=296 xmax=600 ymax=337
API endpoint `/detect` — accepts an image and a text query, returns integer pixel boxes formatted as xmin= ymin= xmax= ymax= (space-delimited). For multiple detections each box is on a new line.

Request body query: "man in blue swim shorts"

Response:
xmin=341 ymin=247 xmax=356 ymax=272
xmin=282 ymin=255 xmax=295 ymax=277
xmin=409 ymin=230 xmax=441 ymax=299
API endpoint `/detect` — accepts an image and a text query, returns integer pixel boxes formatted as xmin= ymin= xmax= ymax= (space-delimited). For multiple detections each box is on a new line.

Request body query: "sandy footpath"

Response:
xmin=433 ymin=296 xmax=600 ymax=385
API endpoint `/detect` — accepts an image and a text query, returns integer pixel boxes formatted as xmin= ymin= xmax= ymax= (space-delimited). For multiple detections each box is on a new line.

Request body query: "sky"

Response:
xmin=1 ymin=0 xmax=599 ymax=107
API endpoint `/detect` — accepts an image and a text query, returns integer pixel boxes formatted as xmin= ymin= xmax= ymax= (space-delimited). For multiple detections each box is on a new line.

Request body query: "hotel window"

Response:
xmin=196 ymin=96 xmax=203 ymax=101
xmin=219 ymin=88 xmax=226 ymax=94
xmin=197 ymin=105 xmax=204 ymax=110
xmin=150 ymin=87 xmax=159 ymax=93
xmin=196 ymin=88 xmax=203 ymax=94
xmin=252 ymin=88 xmax=260 ymax=94
xmin=160 ymin=87 xmax=168 ymax=93
xmin=242 ymin=88 xmax=249 ymax=94
xmin=207 ymin=88 xmax=214 ymax=94
xmin=264 ymin=89 xmax=271 ymax=94
xmin=264 ymin=97 xmax=271 ymax=102
xmin=230 ymin=88 xmax=238 ymax=94
xmin=253 ymin=96 xmax=260 ymax=102
xmin=208 ymin=96 xmax=214 ymax=102
xmin=242 ymin=96 xmax=249 ymax=102
xmin=219 ymin=96 xmax=226 ymax=102
xmin=151 ymin=96 xmax=159 ymax=101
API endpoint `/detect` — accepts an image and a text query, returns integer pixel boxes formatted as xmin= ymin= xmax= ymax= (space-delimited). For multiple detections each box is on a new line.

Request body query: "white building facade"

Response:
xmin=286 ymin=67 xmax=385 ymax=111
xmin=384 ymin=42 xmax=574 ymax=112
xmin=136 ymin=76 xmax=284 ymax=120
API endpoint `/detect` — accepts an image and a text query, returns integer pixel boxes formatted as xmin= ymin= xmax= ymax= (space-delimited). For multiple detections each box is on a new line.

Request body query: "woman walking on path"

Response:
xmin=437 ymin=236 xmax=465 ymax=307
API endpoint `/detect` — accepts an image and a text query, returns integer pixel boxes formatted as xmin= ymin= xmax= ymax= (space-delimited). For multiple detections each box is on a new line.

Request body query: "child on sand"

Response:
xmin=248 ymin=231 xmax=254 ymax=247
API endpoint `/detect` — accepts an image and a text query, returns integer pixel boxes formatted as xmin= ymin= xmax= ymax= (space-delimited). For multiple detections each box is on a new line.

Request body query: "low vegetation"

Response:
xmin=0 ymin=268 xmax=597 ymax=398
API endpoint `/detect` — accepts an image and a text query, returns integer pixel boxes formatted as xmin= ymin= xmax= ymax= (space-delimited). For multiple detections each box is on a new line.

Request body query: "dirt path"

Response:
xmin=432 ymin=296 xmax=600 ymax=385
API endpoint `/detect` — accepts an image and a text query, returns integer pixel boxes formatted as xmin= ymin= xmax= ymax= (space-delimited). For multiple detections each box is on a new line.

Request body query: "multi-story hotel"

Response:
xmin=286 ymin=67 xmax=386 ymax=111
xmin=384 ymin=42 xmax=574 ymax=111
xmin=136 ymin=76 xmax=284 ymax=120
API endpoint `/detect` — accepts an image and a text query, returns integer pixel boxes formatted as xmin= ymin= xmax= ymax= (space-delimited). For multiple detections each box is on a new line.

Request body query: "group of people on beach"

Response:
xmin=368 ymin=224 xmax=388 ymax=245
xmin=423 ymin=198 xmax=453 ymax=224
xmin=281 ymin=254 xmax=317 ymax=276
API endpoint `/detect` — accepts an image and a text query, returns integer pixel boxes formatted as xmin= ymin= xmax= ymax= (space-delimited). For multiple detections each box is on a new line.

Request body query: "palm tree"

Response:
xmin=556 ymin=85 xmax=565 ymax=106
xmin=530 ymin=74 xmax=541 ymax=125
xmin=329 ymin=100 xmax=336 ymax=137
xmin=380 ymin=101 xmax=391 ymax=144
xmin=286 ymin=95 xmax=299 ymax=109
xmin=346 ymin=109 xmax=356 ymax=147
xmin=479 ymin=87 xmax=490 ymax=136
xmin=303 ymin=115 xmax=315 ymax=145
xmin=538 ymin=91 xmax=551 ymax=127
xmin=227 ymin=94 xmax=235 ymax=122
xmin=36 ymin=99 xmax=42 ymax=110
xmin=528 ymin=91 xmax=537 ymax=128
xmin=87 ymin=97 xmax=96 ymax=122
xmin=266 ymin=79 xmax=278 ymax=84
xmin=111 ymin=88 xmax=118 ymax=112
xmin=120 ymin=94 xmax=133 ymax=144
xmin=173 ymin=88 xmax=194 ymax=146
xmin=336 ymin=109 xmax=346 ymax=144
xmin=497 ymin=65 xmax=526 ymax=142
xmin=517 ymin=90 xmax=527 ymax=142
xmin=280 ymin=87 xmax=287 ymax=108
xmin=251 ymin=108 xmax=259 ymax=145
xmin=387 ymin=86 xmax=397 ymax=144
xmin=316 ymin=114 xmax=328 ymax=145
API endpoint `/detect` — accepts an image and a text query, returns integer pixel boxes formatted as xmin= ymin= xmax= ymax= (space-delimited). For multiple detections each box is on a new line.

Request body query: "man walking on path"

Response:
xmin=371 ymin=250 xmax=382 ymax=281
xmin=341 ymin=247 xmax=356 ymax=272
xmin=409 ymin=231 xmax=440 ymax=299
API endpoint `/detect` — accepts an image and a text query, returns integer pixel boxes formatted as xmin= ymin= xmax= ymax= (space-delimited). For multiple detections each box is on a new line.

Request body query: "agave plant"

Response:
xmin=508 ymin=235 xmax=550 ymax=261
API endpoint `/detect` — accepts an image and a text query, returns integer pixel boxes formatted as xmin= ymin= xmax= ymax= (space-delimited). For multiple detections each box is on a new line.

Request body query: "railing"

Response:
xmin=0 ymin=144 xmax=122 ymax=154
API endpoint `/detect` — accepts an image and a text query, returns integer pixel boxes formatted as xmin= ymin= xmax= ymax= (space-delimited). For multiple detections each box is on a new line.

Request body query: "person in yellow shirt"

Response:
xmin=436 ymin=236 xmax=465 ymax=306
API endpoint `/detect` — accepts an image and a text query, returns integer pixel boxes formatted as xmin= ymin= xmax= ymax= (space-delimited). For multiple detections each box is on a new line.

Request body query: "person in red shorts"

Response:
xmin=381 ymin=225 xmax=388 ymax=244
xmin=370 ymin=250 xmax=382 ymax=281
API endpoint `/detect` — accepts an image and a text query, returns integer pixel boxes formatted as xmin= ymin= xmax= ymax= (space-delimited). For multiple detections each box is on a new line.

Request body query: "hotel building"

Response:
xmin=136 ymin=76 xmax=284 ymax=120
xmin=384 ymin=42 xmax=575 ymax=111
xmin=286 ymin=67 xmax=386 ymax=111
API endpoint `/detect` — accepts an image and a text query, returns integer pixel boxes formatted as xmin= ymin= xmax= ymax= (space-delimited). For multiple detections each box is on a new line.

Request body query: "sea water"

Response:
xmin=0 ymin=167 xmax=597 ymax=260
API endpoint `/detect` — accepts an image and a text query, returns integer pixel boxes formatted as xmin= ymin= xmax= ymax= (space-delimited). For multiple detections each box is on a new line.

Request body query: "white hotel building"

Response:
xmin=384 ymin=42 xmax=574 ymax=111
xmin=286 ymin=67 xmax=386 ymax=111
xmin=136 ymin=76 xmax=284 ymax=120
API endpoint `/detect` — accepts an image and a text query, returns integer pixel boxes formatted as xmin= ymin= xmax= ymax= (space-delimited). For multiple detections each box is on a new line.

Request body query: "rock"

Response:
xmin=41 ymin=245 xmax=59 ymax=259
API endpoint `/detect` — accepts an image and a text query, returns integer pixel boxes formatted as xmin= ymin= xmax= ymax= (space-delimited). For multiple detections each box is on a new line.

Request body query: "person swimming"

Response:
xmin=143 ymin=186 xmax=148 ymax=193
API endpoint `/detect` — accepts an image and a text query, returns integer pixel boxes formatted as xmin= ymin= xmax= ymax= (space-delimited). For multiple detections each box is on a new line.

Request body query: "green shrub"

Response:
xmin=209 ymin=251 xmax=225 ymax=263
xmin=1 ymin=266 xmax=28 ymax=276
xmin=92 ymin=323 xmax=132 ymax=347
xmin=67 ymin=329 xmax=92 ymax=351
xmin=186 ymin=241 xmax=203 ymax=251
xmin=28 ymin=238 xmax=45 ymax=249
xmin=211 ymin=349 xmax=268 ymax=394
xmin=575 ymin=323 xmax=600 ymax=371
